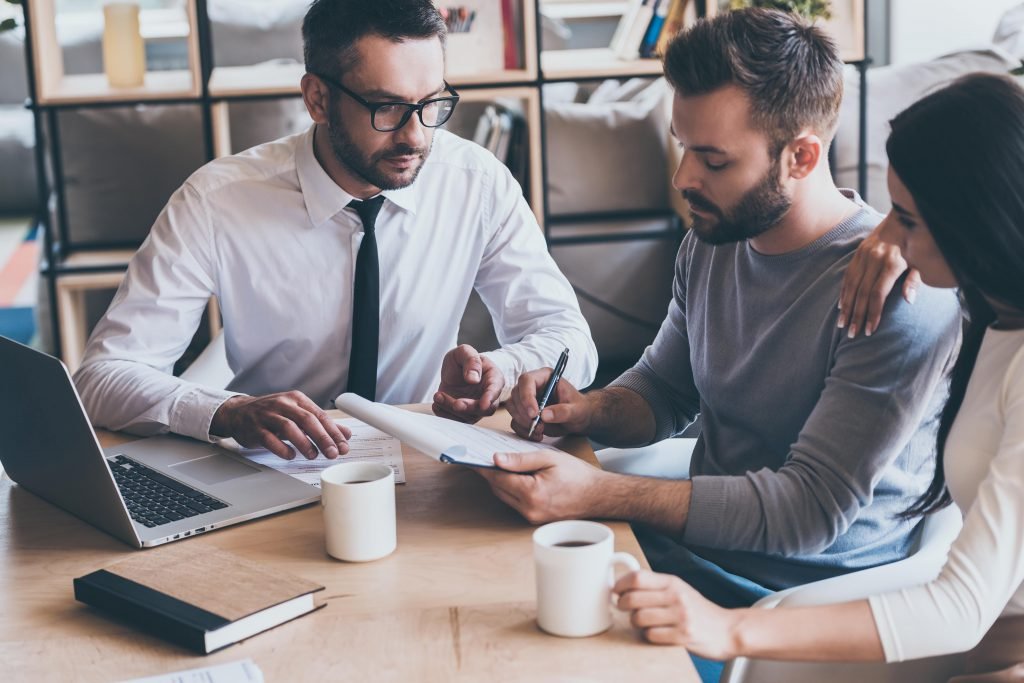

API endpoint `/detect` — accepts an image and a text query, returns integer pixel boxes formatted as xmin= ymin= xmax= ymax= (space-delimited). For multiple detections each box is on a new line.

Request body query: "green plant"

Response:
xmin=729 ymin=0 xmax=832 ymax=21
xmin=1 ymin=0 xmax=23 ymax=34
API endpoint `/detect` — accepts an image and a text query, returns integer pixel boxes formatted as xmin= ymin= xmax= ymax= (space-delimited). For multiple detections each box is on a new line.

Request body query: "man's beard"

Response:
xmin=683 ymin=161 xmax=792 ymax=245
xmin=325 ymin=109 xmax=431 ymax=191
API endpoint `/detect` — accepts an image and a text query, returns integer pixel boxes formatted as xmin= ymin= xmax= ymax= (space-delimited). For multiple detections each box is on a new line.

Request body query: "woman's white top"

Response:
xmin=870 ymin=327 xmax=1024 ymax=661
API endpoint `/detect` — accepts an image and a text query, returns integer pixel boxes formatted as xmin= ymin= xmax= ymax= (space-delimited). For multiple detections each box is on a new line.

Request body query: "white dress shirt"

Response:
xmin=869 ymin=327 xmax=1024 ymax=661
xmin=74 ymin=126 xmax=597 ymax=442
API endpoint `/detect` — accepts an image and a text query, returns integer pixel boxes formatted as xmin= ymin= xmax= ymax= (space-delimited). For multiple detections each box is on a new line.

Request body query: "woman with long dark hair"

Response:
xmin=613 ymin=72 xmax=1024 ymax=681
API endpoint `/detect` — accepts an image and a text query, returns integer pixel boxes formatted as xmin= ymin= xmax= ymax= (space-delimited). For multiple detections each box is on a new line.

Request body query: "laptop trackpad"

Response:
xmin=170 ymin=454 xmax=260 ymax=485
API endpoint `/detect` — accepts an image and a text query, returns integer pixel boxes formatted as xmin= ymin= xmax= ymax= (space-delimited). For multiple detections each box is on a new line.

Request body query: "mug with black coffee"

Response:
xmin=320 ymin=462 xmax=396 ymax=562
xmin=533 ymin=520 xmax=640 ymax=637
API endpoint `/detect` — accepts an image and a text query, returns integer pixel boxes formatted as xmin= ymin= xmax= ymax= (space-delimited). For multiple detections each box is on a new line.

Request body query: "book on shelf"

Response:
xmin=471 ymin=102 xmax=527 ymax=189
xmin=654 ymin=0 xmax=693 ymax=57
xmin=74 ymin=545 xmax=324 ymax=654
xmin=613 ymin=0 xmax=658 ymax=60
xmin=500 ymin=0 xmax=520 ymax=70
xmin=640 ymin=0 xmax=671 ymax=58
xmin=611 ymin=0 xmax=643 ymax=56
xmin=505 ymin=110 xmax=530 ymax=199
xmin=445 ymin=1 xmax=514 ymax=78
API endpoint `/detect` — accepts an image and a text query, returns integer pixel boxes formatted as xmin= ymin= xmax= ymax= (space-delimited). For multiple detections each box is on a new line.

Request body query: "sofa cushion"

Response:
xmin=59 ymin=105 xmax=206 ymax=243
xmin=994 ymin=3 xmax=1024 ymax=60
xmin=834 ymin=47 xmax=1019 ymax=210
xmin=545 ymin=78 xmax=671 ymax=215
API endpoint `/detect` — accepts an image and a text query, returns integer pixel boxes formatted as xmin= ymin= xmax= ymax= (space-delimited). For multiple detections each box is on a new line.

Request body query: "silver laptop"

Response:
xmin=0 ymin=336 xmax=321 ymax=548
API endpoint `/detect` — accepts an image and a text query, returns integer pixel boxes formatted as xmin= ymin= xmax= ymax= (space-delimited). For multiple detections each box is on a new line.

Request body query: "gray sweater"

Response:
xmin=611 ymin=195 xmax=962 ymax=590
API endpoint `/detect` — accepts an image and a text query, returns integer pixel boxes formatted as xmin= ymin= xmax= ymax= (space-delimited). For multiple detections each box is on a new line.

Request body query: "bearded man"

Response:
xmin=74 ymin=0 xmax=596 ymax=460
xmin=476 ymin=8 xmax=961 ymax=618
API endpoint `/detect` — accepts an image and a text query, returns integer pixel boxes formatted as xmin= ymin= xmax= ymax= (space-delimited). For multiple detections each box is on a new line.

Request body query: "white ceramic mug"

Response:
xmin=320 ymin=462 xmax=396 ymax=562
xmin=533 ymin=520 xmax=641 ymax=637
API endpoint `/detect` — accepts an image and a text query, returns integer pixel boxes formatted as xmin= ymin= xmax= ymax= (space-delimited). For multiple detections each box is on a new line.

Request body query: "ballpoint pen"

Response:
xmin=528 ymin=348 xmax=569 ymax=438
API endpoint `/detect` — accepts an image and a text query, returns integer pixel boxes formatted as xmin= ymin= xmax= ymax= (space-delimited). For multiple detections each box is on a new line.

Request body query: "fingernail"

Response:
xmin=326 ymin=447 xmax=339 ymax=459
xmin=837 ymin=314 xmax=847 ymax=329
xmin=848 ymin=324 xmax=857 ymax=339
xmin=865 ymin=324 xmax=873 ymax=337
xmin=907 ymin=289 xmax=917 ymax=304
xmin=541 ymin=409 xmax=553 ymax=422
xmin=494 ymin=453 xmax=509 ymax=464
xmin=837 ymin=300 xmax=843 ymax=311
xmin=468 ymin=371 xmax=480 ymax=382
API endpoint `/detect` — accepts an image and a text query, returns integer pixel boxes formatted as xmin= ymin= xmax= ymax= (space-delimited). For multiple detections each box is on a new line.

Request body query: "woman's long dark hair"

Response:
xmin=887 ymin=73 xmax=1024 ymax=517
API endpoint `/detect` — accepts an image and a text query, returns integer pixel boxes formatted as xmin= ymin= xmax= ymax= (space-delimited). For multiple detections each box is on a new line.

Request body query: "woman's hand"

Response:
xmin=613 ymin=570 xmax=743 ymax=660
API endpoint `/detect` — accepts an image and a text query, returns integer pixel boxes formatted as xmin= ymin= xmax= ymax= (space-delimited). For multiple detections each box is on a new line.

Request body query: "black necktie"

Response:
xmin=346 ymin=196 xmax=386 ymax=400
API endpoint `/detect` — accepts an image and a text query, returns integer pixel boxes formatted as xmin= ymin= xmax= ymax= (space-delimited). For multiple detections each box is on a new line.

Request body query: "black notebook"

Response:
xmin=74 ymin=546 xmax=324 ymax=654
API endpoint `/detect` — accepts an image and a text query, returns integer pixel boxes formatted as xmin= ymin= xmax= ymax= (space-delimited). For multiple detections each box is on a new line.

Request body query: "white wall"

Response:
xmin=890 ymin=0 xmax=1021 ymax=64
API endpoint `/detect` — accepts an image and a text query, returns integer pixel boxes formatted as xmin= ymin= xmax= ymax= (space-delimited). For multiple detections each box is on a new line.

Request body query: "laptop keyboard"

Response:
xmin=109 ymin=455 xmax=228 ymax=528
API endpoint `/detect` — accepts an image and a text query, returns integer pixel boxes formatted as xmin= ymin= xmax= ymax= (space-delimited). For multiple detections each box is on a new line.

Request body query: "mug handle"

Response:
xmin=608 ymin=553 xmax=641 ymax=610
xmin=608 ymin=552 xmax=641 ymax=586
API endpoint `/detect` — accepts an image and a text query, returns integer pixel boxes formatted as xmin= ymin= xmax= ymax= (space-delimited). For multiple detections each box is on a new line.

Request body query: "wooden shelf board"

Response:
xmin=448 ymin=68 xmax=536 ymax=87
xmin=840 ymin=47 xmax=866 ymax=62
xmin=37 ymin=71 xmax=199 ymax=106
xmin=540 ymin=1 xmax=629 ymax=21
xmin=55 ymin=271 xmax=126 ymax=289
xmin=61 ymin=249 xmax=135 ymax=270
xmin=456 ymin=85 xmax=535 ymax=103
xmin=209 ymin=63 xmax=305 ymax=98
xmin=209 ymin=62 xmax=537 ymax=98
xmin=541 ymin=48 xmax=663 ymax=80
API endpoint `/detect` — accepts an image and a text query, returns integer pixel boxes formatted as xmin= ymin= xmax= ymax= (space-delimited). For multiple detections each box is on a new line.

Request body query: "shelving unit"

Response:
xmin=27 ymin=1 xmax=202 ymax=105
xmin=22 ymin=0 xmax=868 ymax=367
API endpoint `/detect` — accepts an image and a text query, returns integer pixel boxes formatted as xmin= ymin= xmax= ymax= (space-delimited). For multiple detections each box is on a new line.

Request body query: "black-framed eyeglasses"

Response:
xmin=313 ymin=72 xmax=460 ymax=132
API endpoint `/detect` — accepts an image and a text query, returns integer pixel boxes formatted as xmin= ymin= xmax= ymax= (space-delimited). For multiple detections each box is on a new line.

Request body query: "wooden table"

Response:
xmin=1 ymin=409 xmax=698 ymax=682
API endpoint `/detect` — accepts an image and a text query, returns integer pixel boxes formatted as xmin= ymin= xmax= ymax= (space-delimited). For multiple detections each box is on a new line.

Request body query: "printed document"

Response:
xmin=335 ymin=393 xmax=562 ymax=468
xmin=221 ymin=418 xmax=405 ymax=485
xmin=118 ymin=658 xmax=263 ymax=683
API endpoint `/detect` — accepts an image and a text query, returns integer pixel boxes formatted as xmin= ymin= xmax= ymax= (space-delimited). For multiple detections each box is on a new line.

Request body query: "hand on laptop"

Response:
xmin=210 ymin=391 xmax=351 ymax=460
xmin=432 ymin=344 xmax=504 ymax=423
xmin=506 ymin=369 xmax=591 ymax=441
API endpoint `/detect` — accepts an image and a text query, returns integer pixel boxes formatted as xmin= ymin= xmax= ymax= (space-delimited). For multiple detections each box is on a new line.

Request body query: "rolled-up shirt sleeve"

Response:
xmin=475 ymin=162 xmax=597 ymax=395
xmin=73 ymin=182 xmax=239 ymax=442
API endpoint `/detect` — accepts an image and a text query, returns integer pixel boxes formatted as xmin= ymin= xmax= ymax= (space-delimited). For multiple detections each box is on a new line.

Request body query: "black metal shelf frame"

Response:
xmin=22 ymin=0 xmax=869 ymax=359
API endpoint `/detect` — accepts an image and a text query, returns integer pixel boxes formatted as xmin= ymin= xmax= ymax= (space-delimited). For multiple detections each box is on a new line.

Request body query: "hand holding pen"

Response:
xmin=507 ymin=350 xmax=593 ymax=442
xmin=527 ymin=348 xmax=569 ymax=438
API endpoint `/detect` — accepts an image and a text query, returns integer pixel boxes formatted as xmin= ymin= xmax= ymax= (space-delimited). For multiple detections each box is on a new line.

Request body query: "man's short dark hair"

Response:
xmin=663 ymin=8 xmax=843 ymax=154
xmin=302 ymin=0 xmax=447 ymax=77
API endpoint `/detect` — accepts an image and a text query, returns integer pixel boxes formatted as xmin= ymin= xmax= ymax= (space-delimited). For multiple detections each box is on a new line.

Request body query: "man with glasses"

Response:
xmin=73 ymin=0 xmax=597 ymax=461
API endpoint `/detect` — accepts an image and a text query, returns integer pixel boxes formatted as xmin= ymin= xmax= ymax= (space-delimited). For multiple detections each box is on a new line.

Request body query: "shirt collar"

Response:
xmin=296 ymin=124 xmax=419 ymax=228
xmin=381 ymin=182 xmax=418 ymax=215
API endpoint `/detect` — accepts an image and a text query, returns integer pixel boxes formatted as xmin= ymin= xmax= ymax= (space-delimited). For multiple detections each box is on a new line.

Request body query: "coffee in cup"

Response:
xmin=533 ymin=520 xmax=640 ymax=637
xmin=320 ymin=462 xmax=396 ymax=562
